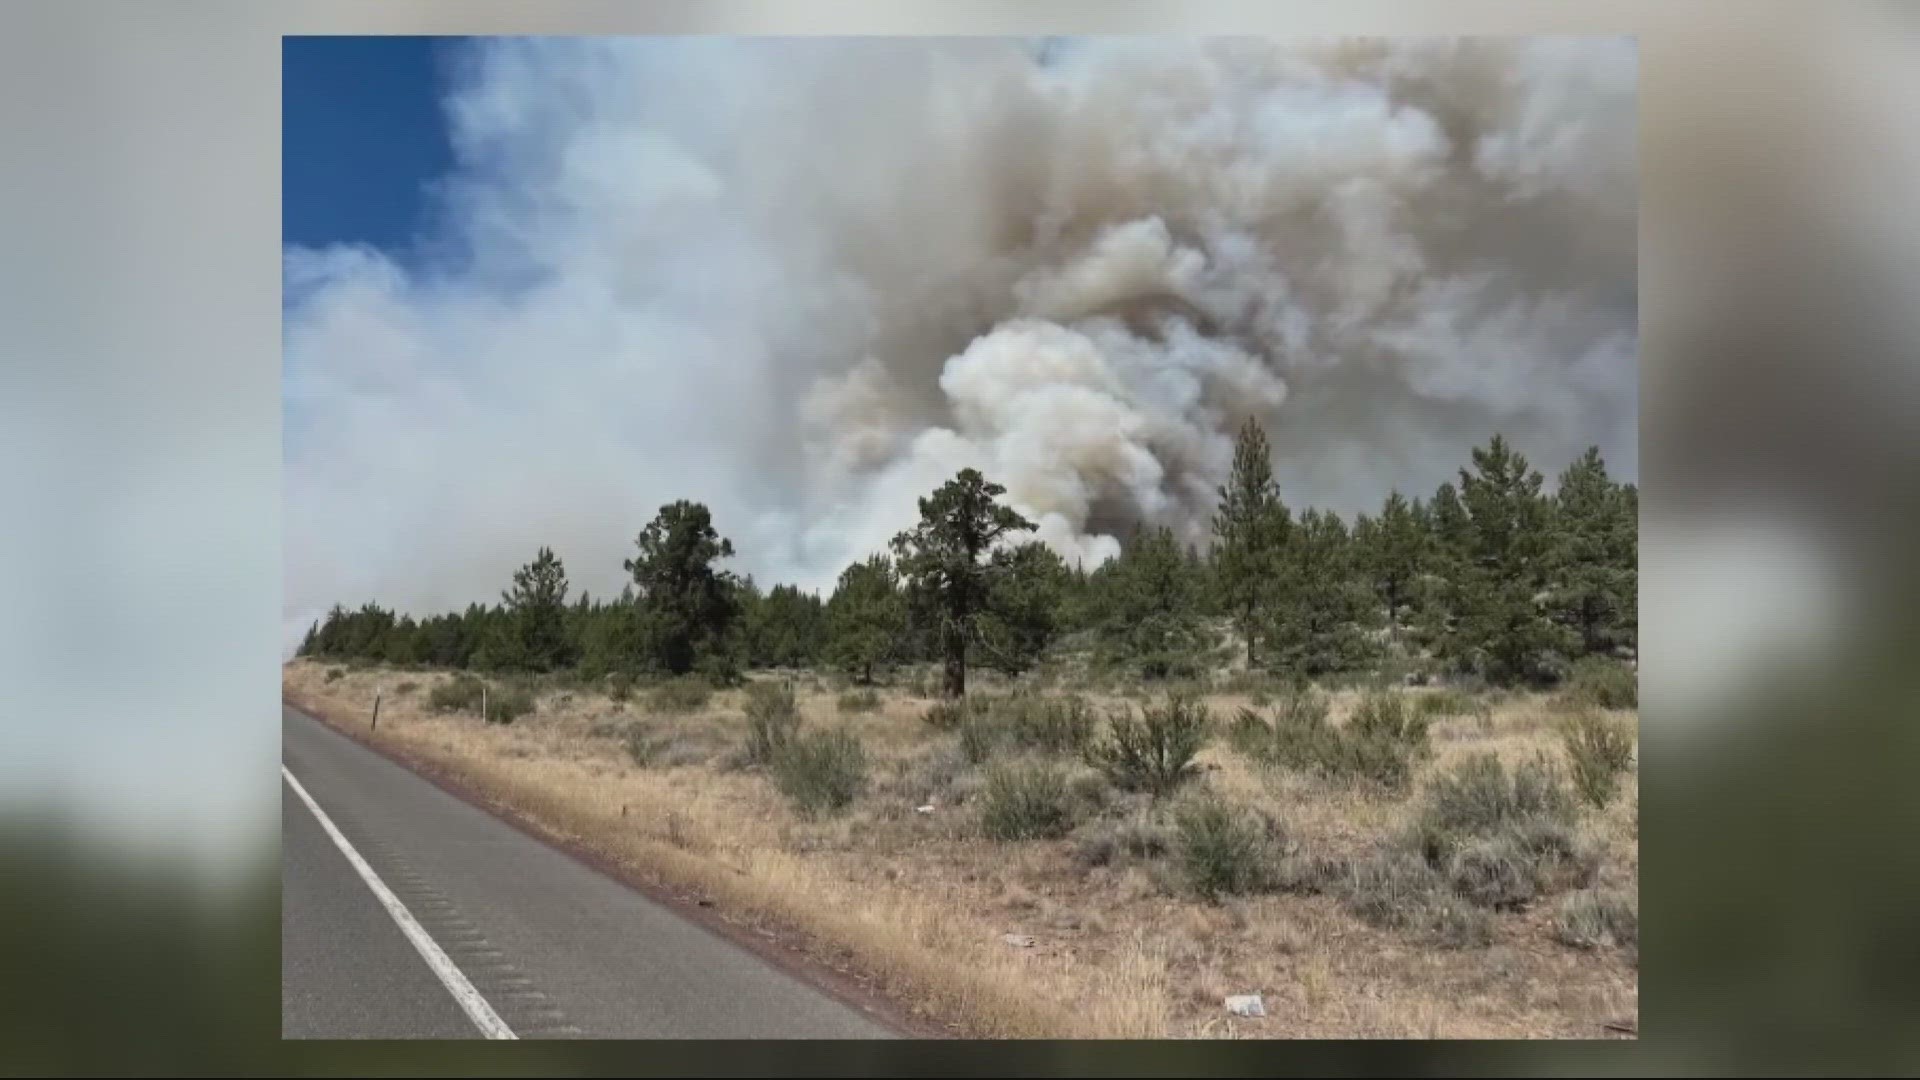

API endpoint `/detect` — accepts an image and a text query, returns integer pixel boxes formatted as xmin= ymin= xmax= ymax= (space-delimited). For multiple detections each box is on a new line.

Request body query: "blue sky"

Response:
xmin=283 ymin=36 xmax=458 ymax=258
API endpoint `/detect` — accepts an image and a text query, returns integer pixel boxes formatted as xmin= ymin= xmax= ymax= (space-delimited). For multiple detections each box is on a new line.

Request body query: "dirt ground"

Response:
xmin=283 ymin=659 xmax=1637 ymax=1039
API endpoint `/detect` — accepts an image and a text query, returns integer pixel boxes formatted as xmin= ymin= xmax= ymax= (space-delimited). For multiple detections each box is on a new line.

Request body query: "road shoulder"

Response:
xmin=284 ymin=694 xmax=946 ymax=1039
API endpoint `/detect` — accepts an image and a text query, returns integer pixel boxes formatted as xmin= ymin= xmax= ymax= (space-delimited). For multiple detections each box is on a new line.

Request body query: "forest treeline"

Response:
xmin=299 ymin=426 xmax=1636 ymax=695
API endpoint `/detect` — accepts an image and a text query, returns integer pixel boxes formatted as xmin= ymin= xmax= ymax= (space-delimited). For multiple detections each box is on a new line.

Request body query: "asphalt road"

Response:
xmin=281 ymin=704 xmax=897 ymax=1039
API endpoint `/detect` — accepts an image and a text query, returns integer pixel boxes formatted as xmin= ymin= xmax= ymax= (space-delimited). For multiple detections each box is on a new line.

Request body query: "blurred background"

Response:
xmin=3 ymin=0 xmax=1918 ymax=1073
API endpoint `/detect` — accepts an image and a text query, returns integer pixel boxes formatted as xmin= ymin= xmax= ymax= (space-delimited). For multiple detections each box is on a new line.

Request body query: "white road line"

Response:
xmin=281 ymin=765 xmax=517 ymax=1040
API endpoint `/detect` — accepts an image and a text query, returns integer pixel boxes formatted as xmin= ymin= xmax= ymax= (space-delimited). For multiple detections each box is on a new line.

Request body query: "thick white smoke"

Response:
xmin=284 ymin=37 xmax=1637 ymax=652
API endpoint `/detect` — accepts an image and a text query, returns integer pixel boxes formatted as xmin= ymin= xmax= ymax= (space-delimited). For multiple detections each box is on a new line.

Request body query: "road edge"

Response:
xmin=283 ymin=693 xmax=950 ymax=1040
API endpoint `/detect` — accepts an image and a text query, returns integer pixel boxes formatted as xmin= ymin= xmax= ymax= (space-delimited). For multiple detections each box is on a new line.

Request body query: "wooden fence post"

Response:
xmin=371 ymin=691 xmax=381 ymax=731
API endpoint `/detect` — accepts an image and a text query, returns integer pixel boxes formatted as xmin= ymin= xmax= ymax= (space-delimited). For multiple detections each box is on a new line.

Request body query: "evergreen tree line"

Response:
xmin=299 ymin=428 xmax=1636 ymax=693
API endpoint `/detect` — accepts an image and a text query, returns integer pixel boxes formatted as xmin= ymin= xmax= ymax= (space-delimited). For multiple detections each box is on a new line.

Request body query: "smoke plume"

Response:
xmin=284 ymin=37 xmax=1637 ymax=650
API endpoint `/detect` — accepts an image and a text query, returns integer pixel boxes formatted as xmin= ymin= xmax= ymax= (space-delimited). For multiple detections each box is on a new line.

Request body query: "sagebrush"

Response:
xmin=1232 ymin=691 xmax=1427 ymax=790
xmin=1409 ymin=753 xmax=1593 ymax=909
xmin=426 ymin=675 xmax=531 ymax=723
xmin=1085 ymin=695 xmax=1210 ymax=797
xmin=650 ymin=676 xmax=712 ymax=715
xmin=1553 ymin=888 xmax=1638 ymax=956
xmin=743 ymin=680 xmax=801 ymax=767
xmin=979 ymin=761 xmax=1075 ymax=840
xmin=1563 ymin=657 xmax=1637 ymax=710
xmin=1560 ymin=710 xmax=1635 ymax=808
xmin=837 ymin=688 xmax=882 ymax=714
xmin=770 ymin=728 xmax=868 ymax=816
xmin=1173 ymin=794 xmax=1273 ymax=901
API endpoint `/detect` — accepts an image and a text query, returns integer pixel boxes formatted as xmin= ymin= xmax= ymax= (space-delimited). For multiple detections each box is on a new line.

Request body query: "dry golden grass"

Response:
xmin=285 ymin=660 xmax=1637 ymax=1038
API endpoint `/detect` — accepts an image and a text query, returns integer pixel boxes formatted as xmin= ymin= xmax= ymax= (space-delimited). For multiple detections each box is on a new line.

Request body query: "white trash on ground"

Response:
xmin=1224 ymin=994 xmax=1265 ymax=1017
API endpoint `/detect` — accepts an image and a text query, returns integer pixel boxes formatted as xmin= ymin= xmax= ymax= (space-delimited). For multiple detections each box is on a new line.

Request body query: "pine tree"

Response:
xmin=565 ymin=590 xmax=593 ymax=662
xmin=336 ymin=602 xmax=396 ymax=660
xmin=1428 ymin=481 xmax=1471 ymax=560
xmin=419 ymin=613 xmax=463 ymax=667
xmin=734 ymin=575 xmax=764 ymax=662
xmin=500 ymin=546 xmax=572 ymax=671
xmin=379 ymin=614 xmax=424 ymax=666
xmin=469 ymin=602 xmax=519 ymax=672
xmin=890 ymin=469 xmax=1037 ymax=698
xmin=1099 ymin=525 xmax=1211 ymax=680
xmin=578 ymin=594 xmax=646 ymax=678
xmin=311 ymin=604 xmax=346 ymax=657
xmin=455 ymin=601 xmax=490 ymax=668
xmin=1414 ymin=481 xmax=1469 ymax=647
xmin=826 ymin=554 xmax=906 ymax=684
xmin=1059 ymin=556 xmax=1098 ymax=633
xmin=1615 ymin=483 xmax=1638 ymax=651
xmin=1446 ymin=435 xmax=1574 ymax=682
xmin=1549 ymin=447 xmax=1637 ymax=656
xmin=978 ymin=540 xmax=1070 ymax=678
xmin=747 ymin=583 xmax=827 ymax=668
xmin=1356 ymin=490 xmax=1428 ymax=640
xmin=1210 ymin=419 xmax=1290 ymax=668
xmin=625 ymin=501 xmax=742 ymax=676
xmin=1266 ymin=509 xmax=1377 ymax=676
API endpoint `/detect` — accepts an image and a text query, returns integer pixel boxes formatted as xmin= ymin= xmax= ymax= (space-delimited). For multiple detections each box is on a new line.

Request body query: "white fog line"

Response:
xmin=282 ymin=765 xmax=517 ymax=1040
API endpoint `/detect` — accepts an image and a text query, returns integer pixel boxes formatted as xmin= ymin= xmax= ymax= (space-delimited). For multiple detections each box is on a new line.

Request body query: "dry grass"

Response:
xmin=284 ymin=661 xmax=1637 ymax=1039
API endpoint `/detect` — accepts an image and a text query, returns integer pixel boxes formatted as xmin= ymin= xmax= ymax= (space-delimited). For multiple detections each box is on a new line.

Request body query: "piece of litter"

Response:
xmin=1225 ymin=994 xmax=1265 ymax=1017
xmin=1001 ymin=933 xmax=1035 ymax=948
xmin=915 ymin=804 xmax=934 ymax=814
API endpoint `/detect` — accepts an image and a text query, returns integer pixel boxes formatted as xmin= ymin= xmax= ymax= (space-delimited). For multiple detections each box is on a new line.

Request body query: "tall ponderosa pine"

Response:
xmin=624 ymin=501 xmax=742 ymax=676
xmin=826 ymin=554 xmax=906 ymax=684
xmin=1428 ymin=482 xmax=1470 ymax=557
xmin=1057 ymin=557 xmax=1098 ymax=633
xmin=498 ymin=546 xmax=572 ymax=671
xmin=577 ymin=592 xmax=646 ymax=678
xmin=1266 ymin=509 xmax=1376 ymax=676
xmin=1355 ymin=490 xmax=1428 ymax=640
xmin=417 ymin=612 xmax=465 ymax=668
xmin=1413 ymin=481 xmax=1470 ymax=646
xmin=732 ymin=576 xmax=764 ymax=668
xmin=977 ymin=541 xmax=1070 ymax=677
xmin=1447 ymin=435 xmax=1574 ymax=681
xmin=349 ymin=602 xmax=395 ymax=658
xmin=1211 ymin=419 xmax=1290 ymax=667
xmin=1616 ymin=483 xmax=1638 ymax=648
xmin=890 ymin=469 xmax=1036 ymax=698
xmin=564 ymin=590 xmax=593 ymax=660
xmin=1549 ymin=446 xmax=1637 ymax=655
xmin=381 ymin=614 xmax=425 ymax=665
xmin=311 ymin=604 xmax=346 ymax=656
xmin=1099 ymin=525 xmax=1210 ymax=680
xmin=744 ymin=582 xmax=827 ymax=669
